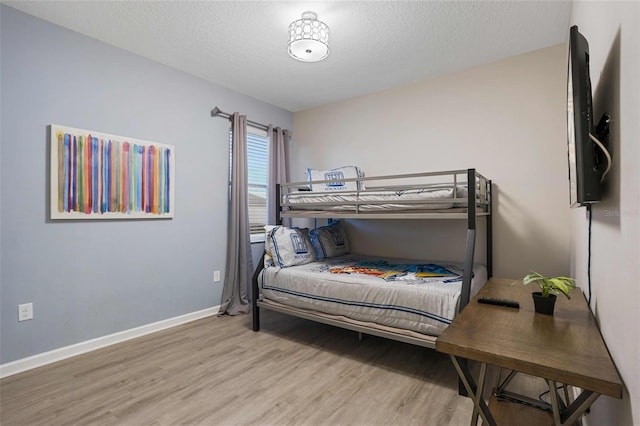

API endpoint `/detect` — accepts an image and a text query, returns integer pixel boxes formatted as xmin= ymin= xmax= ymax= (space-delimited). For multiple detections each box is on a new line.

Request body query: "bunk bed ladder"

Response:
xmin=456 ymin=170 xmax=493 ymax=397
xmin=457 ymin=169 xmax=477 ymax=398
xmin=459 ymin=169 xmax=493 ymax=307
xmin=459 ymin=168 xmax=477 ymax=311
xmin=487 ymin=180 xmax=493 ymax=278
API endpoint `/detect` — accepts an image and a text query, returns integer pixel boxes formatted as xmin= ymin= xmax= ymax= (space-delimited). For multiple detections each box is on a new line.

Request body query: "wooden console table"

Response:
xmin=436 ymin=278 xmax=622 ymax=426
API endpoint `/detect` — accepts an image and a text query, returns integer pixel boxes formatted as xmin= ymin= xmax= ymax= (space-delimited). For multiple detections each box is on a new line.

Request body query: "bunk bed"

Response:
xmin=251 ymin=168 xmax=492 ymax=349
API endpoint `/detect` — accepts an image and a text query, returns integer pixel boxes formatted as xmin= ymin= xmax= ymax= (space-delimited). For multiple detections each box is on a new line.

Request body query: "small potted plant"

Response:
xmin=522 ymin=272 xmax=576 ymax=315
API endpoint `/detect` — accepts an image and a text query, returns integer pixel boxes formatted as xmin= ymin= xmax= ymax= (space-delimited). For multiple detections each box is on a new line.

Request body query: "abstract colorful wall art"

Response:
xmin=50 ymin=124 xmax=175 ymax=219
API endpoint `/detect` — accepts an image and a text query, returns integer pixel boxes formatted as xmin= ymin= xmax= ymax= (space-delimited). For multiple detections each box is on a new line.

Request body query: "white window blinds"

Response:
xmin=230 ymin=127 xmax=269 ymax=237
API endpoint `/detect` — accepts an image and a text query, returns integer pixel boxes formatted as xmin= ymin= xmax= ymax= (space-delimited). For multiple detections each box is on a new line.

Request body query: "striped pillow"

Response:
xmin=306 ymin=166 xmax=365 ymax=192
xmin=265 ymin=226 xmax=315 ymax=268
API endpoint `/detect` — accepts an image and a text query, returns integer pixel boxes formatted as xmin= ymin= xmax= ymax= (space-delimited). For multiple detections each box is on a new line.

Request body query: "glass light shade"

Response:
xmin=288 ymin=11 xmax=329 ymax=62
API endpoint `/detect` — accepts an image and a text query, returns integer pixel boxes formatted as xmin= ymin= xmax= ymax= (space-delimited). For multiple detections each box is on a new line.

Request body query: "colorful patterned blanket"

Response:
xmin=323 ymin=259 xmax=462 ymax=283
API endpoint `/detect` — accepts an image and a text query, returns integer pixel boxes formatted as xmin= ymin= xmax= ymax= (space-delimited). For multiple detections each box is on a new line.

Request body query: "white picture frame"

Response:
xmin=50 ymin=124 xmax=175 ymax=220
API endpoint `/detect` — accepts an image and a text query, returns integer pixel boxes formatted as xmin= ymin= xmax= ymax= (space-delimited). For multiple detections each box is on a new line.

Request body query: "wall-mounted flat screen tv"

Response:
xmin=567 ymin=25 xmax=602 ymax=208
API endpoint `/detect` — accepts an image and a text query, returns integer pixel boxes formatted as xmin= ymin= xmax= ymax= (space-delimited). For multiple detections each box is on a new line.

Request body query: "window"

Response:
xmin=230 ymin=126 xmax=269 ymax=242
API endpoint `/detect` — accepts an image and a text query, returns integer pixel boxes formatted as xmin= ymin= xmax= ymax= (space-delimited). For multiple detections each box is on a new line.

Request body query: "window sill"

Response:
xmin=250 ymin=234 xmax=266 ymax=244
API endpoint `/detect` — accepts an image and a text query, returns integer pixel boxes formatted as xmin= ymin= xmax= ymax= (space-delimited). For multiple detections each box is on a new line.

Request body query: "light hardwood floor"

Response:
xmin=1 ymin=311 xmax=480 ymax=425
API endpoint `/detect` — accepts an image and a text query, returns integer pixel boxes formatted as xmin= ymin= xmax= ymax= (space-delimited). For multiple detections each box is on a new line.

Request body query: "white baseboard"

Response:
xmin=0 ymin=306 xmax=220 ymax=379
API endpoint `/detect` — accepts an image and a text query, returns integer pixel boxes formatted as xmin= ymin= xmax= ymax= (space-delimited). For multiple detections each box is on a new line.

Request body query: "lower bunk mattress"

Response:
xmin=258 ymin=254 xmax=487 ymax=337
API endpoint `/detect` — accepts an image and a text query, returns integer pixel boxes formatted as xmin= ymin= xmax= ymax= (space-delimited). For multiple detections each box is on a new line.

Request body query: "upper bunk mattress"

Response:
xmin=259 ymin=254 xmax=487 ymax=337
xmin=284 ymin=186 xmax=469 ymax=211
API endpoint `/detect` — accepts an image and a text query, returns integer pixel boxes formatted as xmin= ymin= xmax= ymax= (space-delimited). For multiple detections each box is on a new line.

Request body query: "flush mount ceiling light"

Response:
xmin=288 ymin=11 xmax=329 ymax=62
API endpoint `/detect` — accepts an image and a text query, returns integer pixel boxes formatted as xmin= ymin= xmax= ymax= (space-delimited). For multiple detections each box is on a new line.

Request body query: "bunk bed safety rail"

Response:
xmin=280 ymin=169 xmax=491 ymax=218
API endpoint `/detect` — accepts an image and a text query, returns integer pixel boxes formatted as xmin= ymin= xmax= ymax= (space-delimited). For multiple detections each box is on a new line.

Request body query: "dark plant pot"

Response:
xmin=532 ymin=292 xmax=557 ymax=315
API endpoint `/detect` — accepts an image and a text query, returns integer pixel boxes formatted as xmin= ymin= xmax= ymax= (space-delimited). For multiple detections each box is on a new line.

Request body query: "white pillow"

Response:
xmin=265 ymin=226 xmax=316 ymax=268
xmin=310 ymin=221 xmax=350 ymax=259
xmin=263 ymin=225 xmax=276 ymax=268
xmin=306 ymin=166 xmax=365 ymax=192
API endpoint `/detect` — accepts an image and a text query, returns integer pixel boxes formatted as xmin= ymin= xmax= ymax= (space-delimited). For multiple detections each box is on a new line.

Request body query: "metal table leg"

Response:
xmin=495 ymin=369 xmax=518 ymax=395
xmin=545 ymin=378 xmax=601 ymax=426
xmin=547 ymin=379 xmax=564 ymax=425
xmin=449 ymin=355 xmax=496 ymax=426
xmin=450 ymin=360 xmax=602 ymax=425
xmin=470 ymin=363 xmax=488 ymax=425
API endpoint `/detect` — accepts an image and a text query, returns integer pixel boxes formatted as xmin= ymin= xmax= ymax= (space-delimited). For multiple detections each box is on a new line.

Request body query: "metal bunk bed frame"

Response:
xmin=251 ymin=168 xmax=492 ymax=350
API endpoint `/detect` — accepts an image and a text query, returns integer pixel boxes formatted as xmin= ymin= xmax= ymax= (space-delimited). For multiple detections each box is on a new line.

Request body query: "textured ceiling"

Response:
xmin=3 ymin=1 xmax=571 ymax=112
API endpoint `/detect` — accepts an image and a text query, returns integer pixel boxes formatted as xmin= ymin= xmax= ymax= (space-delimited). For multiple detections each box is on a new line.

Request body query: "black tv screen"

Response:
xmin=567 ymin=25 xmax=601 ymax=208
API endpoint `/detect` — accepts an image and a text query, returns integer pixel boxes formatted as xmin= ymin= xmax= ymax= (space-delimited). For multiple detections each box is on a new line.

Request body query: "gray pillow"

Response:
xmin=310 ymin=222 xmax=350 ymax=259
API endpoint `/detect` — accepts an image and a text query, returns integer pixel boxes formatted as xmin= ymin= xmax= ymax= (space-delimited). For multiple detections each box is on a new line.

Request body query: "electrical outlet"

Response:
xmin=214 ymin=270 xmax=221 ymax=282
xmin=18 ymin=303 xmax=33 ymax=322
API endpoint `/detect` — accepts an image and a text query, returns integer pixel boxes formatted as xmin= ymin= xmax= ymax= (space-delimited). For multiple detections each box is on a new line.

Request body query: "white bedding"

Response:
xmin=259 ymin=254 xmax=487 ymax=337
xmin=284 ymin=186 xmax=469 ymax=211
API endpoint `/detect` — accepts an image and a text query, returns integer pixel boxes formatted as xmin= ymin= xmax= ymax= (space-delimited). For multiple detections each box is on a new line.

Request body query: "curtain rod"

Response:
xmin=210 ymin=106 xmax=270 ymax=132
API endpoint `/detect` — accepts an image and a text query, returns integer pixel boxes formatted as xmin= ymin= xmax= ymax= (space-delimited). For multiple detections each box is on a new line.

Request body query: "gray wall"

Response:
xmin=0 ymin=6 xmax=292 ymax=364
xmin=569 ymin=2 xmax=640 ymax=424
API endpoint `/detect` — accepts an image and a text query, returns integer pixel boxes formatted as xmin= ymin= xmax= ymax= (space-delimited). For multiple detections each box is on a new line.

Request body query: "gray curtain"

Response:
xmin=219 ymin=113 xmax=253 ymax=315
xmin=267 ymin=126 xmax=290 ymax=225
